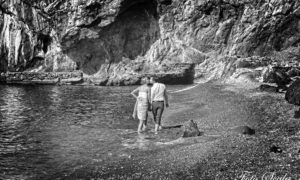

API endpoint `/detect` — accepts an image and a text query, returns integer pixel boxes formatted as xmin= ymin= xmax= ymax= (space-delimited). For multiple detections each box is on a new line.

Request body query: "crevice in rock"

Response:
xmin=37 ymin=33 xmax=52 ymax=53
xmin=77 ymin=2 xmax=103 ymax=28
xmin=85 ymin=2 xmax=102 ymax=16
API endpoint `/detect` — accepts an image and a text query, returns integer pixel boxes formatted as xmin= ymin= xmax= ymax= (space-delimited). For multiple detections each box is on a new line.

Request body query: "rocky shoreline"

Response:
xmin=0 ymin=63 xmax=196 ymax=86
xmin=0 ymin=71 xmax=83 ymax=85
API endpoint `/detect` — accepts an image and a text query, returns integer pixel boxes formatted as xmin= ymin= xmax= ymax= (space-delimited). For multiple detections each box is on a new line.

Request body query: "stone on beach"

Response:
xmin=270 ymin=145 xmax=283 ymax=153
xmin=232 ymin=126 xmax=255 ymax=135
xmin=182 ymin=120 xmax=202 ymax=138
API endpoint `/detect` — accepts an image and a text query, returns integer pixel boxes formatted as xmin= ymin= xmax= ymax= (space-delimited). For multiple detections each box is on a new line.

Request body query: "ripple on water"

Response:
xmin=0 ymin=85 xmax=187 ymax=179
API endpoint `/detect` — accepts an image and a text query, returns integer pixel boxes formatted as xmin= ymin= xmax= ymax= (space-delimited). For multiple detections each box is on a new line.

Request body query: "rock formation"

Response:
xmin=285 ymin=78 xmax=300 ymax=118
xmin=259 ymin=84 xmax=278 ymax=93
xmin=182 ymin=119 xmax=202 ymax=138
xmin=231 ymin=125 xmax=255 ymax=135
xmin=1 ymin=0 xmax=300 ymax=85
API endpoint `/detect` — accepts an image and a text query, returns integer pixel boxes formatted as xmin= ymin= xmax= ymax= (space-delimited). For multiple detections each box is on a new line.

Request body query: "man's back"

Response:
xmin=151 ymin=83 xmax=166 ymax=102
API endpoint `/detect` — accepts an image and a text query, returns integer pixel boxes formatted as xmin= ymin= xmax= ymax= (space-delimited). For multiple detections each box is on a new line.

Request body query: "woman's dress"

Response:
xmin=136 ymin=92 xmax=149 ymax=121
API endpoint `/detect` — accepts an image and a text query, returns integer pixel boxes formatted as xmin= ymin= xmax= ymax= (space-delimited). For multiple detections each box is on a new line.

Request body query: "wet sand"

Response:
xmin=38 ymin=82 xmax=300 ymax=179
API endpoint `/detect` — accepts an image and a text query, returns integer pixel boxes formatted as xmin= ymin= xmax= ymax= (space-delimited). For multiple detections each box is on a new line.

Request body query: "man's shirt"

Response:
xmin=151 ymin=83 xmax=167 ymax=102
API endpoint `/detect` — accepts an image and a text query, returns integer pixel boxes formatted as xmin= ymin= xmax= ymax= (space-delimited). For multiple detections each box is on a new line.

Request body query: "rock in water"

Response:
xmin=232 ymin=126 xmax=255 ymax=135
xmin=259 ymin=84 xmax=278 ymax=93
xmin=273 ymin=69 xmax=292 ymax=90
xmin=182 ymin=120 xmax=201 ymax=138
xmin=285 ymin=79 xmax=300 ymax=106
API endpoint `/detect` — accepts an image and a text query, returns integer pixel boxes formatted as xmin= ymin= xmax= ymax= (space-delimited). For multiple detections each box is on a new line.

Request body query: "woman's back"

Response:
xmin=138 ymin=85 xmax=150 ymax=100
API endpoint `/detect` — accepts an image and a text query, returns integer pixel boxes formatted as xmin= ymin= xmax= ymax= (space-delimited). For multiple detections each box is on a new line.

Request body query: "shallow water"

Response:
xmin=0 ymin=84 xmax=188 ymax=179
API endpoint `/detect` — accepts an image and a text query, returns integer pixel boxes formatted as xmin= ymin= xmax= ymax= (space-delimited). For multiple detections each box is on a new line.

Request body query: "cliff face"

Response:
xmin=1 ymin=0 xmax=300 ymax=85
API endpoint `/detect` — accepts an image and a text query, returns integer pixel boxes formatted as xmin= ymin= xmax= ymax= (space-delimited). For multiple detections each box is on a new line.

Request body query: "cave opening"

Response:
xmin=69 ymin=0 xmax=161 ymax=75
xmin=102 ymin=0 xmax=161 ymax=60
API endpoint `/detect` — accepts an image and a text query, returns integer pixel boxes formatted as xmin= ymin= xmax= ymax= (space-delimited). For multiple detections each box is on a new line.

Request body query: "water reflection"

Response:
xmin=0 ymin=85 xmax=183 ymax=179
xmin=49 ymin=86 xmax=62 ymax=110
xmin=1 ymin=86 xmax=27 ymax=121
xmin=0 ymin=85 xmax=140 ymax=179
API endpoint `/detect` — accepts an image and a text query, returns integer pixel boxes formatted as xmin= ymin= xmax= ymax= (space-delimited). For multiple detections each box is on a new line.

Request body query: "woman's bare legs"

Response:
xmin=137 ymin=120 xmax=143 ymax=133
xmin=138 ymin=120 xmax=148 ymax=133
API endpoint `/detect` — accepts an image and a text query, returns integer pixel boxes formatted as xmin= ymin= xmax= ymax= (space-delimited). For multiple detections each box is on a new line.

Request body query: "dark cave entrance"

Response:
xmin=112 ymin=0 xmax=160 ymax=60
xmin=71 ymin=0 xmax=160 ymax=75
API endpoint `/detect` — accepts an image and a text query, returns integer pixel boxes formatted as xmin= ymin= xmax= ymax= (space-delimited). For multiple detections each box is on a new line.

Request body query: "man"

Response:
xmin=150 ymin=77 xmax=169 ymax=133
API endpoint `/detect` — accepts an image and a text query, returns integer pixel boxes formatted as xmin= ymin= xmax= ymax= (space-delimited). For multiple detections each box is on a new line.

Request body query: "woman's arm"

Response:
xmin=131 ymin=87 xmax=139 ymax=99
xmin=147 ymin=87 xmax=151 ymax=103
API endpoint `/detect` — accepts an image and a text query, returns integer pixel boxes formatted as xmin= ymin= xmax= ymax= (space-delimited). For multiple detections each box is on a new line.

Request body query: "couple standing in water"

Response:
xmin=131 ymin=77 xmax=169 ymax=134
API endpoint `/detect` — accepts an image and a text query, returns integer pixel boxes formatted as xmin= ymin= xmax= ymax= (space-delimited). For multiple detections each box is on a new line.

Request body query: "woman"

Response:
xmin=131 ymin=77 xmax=152 ymax=133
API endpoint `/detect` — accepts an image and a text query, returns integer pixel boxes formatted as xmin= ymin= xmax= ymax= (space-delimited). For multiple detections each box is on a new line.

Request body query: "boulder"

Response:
xmin=259 ymin=84 xmax=278 ymax=93
xmin=285 ymin=79 xmax=300 ymax=106
xmin=285 ymin=79 xmax=300 ymax=118
xmin=182 ymin=120 xmax=202 ymax=138
xmin=273 ymin=69 xmax=292 ymax=90
xmin=286 ymin=67 xmax=300 ymax=77
xmin=232 ymin=126 xmax=255 ymax=135
xmin=263 ymin=67 xmax=292 ymax=87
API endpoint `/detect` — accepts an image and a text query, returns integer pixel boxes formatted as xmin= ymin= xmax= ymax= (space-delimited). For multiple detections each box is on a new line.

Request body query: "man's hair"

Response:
xmin=150 ymin=76 xmax=159 ymax=82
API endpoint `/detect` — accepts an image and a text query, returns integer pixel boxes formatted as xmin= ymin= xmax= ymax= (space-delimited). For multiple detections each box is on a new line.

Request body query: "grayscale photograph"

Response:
xmin=0 ymin=0 xmax=300 ymax=179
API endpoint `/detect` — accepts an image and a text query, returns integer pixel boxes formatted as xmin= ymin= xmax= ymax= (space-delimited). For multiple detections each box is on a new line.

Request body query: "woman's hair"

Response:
xmin=141 ymin=76 xmax=150 ymax=84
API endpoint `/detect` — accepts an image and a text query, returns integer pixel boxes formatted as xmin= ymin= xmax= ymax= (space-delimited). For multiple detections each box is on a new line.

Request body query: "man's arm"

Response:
xmin=164 ymin=88 xmax=169 ymax=107
xmin=150 ymin=86 xmax=154 ymax=104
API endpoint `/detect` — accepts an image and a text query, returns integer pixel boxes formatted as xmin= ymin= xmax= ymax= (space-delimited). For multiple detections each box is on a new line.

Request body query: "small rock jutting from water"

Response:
xmin=182 ymin=120 xmax=202 ymax=138
xmin=232 ymin=126 xmax=255 ymax=135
